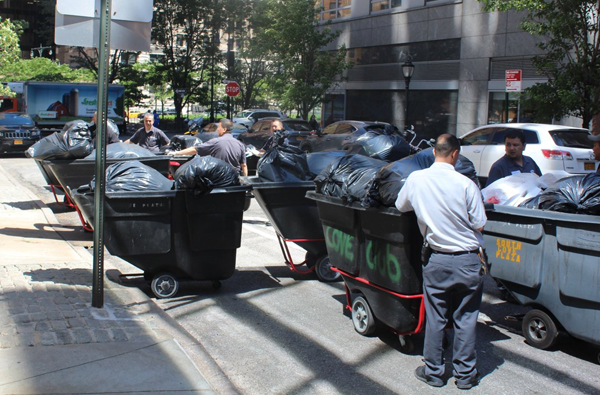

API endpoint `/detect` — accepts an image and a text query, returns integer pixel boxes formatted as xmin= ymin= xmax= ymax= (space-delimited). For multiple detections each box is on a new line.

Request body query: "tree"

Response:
xmin=255 ymin=0 xmax=352 ymax=119
xmin=480 ymin=0 xmax=600 ymax=127
xmin=70 ymin=48 xmax=127 ymax=83
xmin=1 ymin=57 xmax=95 ymax=82
xmin=0 ymin=17 xmax=21 ymax=95
xmin=153 ymin=0 xmax=214 ymax=125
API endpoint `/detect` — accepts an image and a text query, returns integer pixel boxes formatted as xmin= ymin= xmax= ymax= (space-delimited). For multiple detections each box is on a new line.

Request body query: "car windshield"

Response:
xmin=284 ymin=120 xmax=312 ymax=131
xmin=236 ymin=110 xmax=253 ymax=118
xmin=0 ymin=113 xmax=34 ymax=126
xmin=549 ymin=130 xmax=594 ymax=148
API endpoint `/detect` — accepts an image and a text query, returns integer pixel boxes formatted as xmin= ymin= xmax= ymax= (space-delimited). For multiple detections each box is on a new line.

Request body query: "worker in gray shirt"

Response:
xmin=126 ymin=112 xmax=170 ymax=153
xmin=173 ymin=118 xmax=248 ymax=176
xmin=395 ymin=134 xmax=486 ymax=390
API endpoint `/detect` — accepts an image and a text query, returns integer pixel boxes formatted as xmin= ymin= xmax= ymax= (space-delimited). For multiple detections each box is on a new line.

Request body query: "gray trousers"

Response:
xmin=422 ymin=251 xmax=483 ymax=384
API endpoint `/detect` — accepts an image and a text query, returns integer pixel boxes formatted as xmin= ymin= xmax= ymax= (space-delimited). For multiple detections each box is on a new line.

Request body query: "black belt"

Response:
xmin=433 ymin=249 xmax=478 ymax=256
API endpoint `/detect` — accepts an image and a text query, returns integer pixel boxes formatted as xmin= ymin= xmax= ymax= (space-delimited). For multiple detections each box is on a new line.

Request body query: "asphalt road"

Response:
xmin=3 ymin=155 xmax=599 ymax=395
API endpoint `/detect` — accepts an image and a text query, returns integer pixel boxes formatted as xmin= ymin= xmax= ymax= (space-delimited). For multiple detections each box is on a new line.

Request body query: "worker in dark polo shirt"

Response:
xmin=173 ymin=118 xmax=247 ymax=176
xmin=486 ymin=129 xmax=542 ymax=187
xmin=125 ymin=112 xmax=170 ymax=153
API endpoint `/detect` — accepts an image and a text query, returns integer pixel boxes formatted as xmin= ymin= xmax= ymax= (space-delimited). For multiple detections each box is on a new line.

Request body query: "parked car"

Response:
xmin=299 ymin=120 xmax=397 ymax=153
xmin=459 ymin=123 xmax=598 ymax=185
xmin=0 ymin=112 xmax=41 ymax=154
xmin=196 ymin=122 xmax=248 ymax=142
xmin=233 ymin=109 xmax=286 ymax=128
xmin=237 ymin=117 xmax=315 ymax=149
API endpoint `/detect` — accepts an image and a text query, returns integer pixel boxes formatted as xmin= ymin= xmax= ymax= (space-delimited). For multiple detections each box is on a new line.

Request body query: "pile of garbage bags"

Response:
xmin=91 ymin=161 xmax=174 ymax=192
xmin=345 ymin=131 xmax=411 ymax=162
xmin=168 ymin=135 xmax=201 ymax=151
xmin=26 ymin=120 xmax=93 ymax=160
xmin=85 ymin=142 xmax=157 ymax=159
xmin=482 ymin=172 xmax=600 ymax=215
xmin=173 ymin=155 xmax=240 ymax=194
xmin=256 ymin=145 xmax=314 ymax=182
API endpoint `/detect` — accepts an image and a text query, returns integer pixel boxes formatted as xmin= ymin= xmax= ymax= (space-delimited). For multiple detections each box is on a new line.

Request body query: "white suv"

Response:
xmin=232 ymin=109 xmax=286 ymax=128
xmin=459 ymin=123 xmax=598 ymax=185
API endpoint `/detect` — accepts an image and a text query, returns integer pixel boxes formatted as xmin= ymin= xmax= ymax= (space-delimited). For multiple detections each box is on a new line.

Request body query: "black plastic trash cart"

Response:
xmin=307 ymin=191 xmax=425 ymax=351
xmin=243 ymin=176 xmax=340 ymax=282
xmin=71 ymin=185 xmax=250 ymax=298
xmin=484 ymin=204 xmax=600 ymax=362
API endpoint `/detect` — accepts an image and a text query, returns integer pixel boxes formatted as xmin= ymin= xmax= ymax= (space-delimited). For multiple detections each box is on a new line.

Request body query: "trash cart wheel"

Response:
xmin=315 ymin=255 xmax=341 ymax=282
xmin=398 ymin=335 xmax=415 ymax=353
xmin=352 ymin=296 xmax=377 ymax=336
xmin=151 ymin=273 xmax=179 ymax=299
xmin=522 ymin=309 xmax=558 ymax=349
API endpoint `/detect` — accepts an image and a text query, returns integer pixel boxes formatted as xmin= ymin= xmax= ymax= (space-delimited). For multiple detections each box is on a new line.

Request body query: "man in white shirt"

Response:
xmin=395 ymin=133 xmax=486 ymax=390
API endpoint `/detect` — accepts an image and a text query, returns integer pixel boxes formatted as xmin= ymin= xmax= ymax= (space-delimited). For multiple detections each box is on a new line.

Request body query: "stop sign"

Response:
xmin=225 ymin=81 xmax=240 ymax=97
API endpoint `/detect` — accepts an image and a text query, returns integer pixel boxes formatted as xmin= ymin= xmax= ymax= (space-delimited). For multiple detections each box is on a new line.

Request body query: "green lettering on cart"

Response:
xmin=365 ymin=241 xmax=401 ymax=282
xmin=325 ymin=226 xmax=355 ymax=261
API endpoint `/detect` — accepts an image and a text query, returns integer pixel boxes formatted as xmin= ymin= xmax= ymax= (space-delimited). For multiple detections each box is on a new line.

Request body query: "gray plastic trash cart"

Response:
xmin=484 ymin=205 xmax=600 ymax=361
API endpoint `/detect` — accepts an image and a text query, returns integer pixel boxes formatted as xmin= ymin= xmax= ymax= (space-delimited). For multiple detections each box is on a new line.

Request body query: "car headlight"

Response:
xmin=0 ymin=132 xmax=4 ymax=137
xmin=31 ymin=129 xmax=41 ymax=138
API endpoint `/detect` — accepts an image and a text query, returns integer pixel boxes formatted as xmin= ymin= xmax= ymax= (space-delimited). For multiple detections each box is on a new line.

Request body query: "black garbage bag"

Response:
xmin=314 ymin=154 xmax=387 ymax=203
xmin=90 ymin=160 xmax=174 ymax=192
xmin=306 ymin=151 xmax=346 ymax=178
xmin=345 ymin=132 xmax=412 ymax=162
xmin=174 ymin=155 xmax=240 ymax=194
xmin=519 ymin=173 xmax=600 ymax=214
xmin=85 ymin=142 xmax=157 ymax=159
xmin=369 ymin=148 xmax=480 ymax=207
xmin=169 ymin=135 xmax=201 ymax=151
xmin=257 ymin=144 xmax=313 ymax=182
xmin=26 ymin=121 xmax=93 ymax=160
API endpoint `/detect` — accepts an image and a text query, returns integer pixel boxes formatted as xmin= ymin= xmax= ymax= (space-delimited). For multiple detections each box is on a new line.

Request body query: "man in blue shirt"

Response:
xmin=126 ymin=113 xmax=170 ymax=153
xmin=486 ymin=129 xmax=541 ymax=187
xmin=173 ymin=118 xmax=247 ymax=176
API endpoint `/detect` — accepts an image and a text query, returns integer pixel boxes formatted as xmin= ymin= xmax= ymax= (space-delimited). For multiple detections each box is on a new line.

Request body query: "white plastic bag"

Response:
xmin=482 ymin=173 xmax=558 ymax=206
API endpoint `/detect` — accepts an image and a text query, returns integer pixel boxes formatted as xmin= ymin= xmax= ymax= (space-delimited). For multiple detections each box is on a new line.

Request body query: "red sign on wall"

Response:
xmin=505 ymin=70 xmax=522 ymax=92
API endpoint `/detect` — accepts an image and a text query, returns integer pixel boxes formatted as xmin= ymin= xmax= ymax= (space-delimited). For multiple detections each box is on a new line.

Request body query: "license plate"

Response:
xmin=296 ymin=136 xmax=305 ymax=141
xmin=584 ymin=162 xmax=596 ymax=171
xmin=14 ymin=140 xmax=23 ymax=145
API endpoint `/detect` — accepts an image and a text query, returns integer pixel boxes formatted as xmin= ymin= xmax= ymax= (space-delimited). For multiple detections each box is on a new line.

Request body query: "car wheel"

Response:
xmin=301 ymin=144 xmax=312 ymax=154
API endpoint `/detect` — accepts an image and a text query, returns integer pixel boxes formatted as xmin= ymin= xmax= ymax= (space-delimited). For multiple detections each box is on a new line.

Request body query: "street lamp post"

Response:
xmin=31 ymin=44 xmax=53 ymax=58
xmin=402 ymin=60 xmax=415 ymax=128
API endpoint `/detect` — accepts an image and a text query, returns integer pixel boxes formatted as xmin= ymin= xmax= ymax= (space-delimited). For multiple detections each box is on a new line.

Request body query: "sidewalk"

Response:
xmin=0 ymin=163 xmax=236 ymax=394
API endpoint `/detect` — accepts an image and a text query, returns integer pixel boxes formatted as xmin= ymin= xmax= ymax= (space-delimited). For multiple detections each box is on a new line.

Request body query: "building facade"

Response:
xmin=320 ymin=0 xmax=550 ymax=137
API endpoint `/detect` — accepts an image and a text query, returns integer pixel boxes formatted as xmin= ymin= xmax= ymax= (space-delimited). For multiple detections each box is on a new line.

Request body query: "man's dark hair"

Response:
xmin=434 ymin=133 xmax=460 ymax=157
xmin=220 ymin=118 xmax=233 ymax=132
xmin=504 ymin=129 xmax=526 ymax=145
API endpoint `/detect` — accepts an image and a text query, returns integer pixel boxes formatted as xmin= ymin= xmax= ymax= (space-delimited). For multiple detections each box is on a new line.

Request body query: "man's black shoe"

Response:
xmin=455 ymin=373 xmax=480 ymax=390
xmin=414 ymin=366 xmax=444 ymax=388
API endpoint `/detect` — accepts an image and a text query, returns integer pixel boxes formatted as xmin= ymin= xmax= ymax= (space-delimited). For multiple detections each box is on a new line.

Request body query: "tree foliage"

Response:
xmin=153 ymin=0 xmax=214 ymax=122
xmin=481 ymin=0 xmax=600 ymax=127
xmin=254 ymin=0 xmax=352 ymax=119
xmin=1 ymin=57 xmax=95 ymax=82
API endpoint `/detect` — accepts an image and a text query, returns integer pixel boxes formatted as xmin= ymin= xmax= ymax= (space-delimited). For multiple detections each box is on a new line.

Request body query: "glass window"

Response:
xmin=549 ymin=130 xmax=593 ymax=148
xmin=491 ymin=128 xmax=540 ymax=145
xmin=284 ymin=120 xmax=313 ymax=131
xmin=371 ymin=0 xmax=401 ymax=12
xmin=347 ymin=39 xmax=461 ymax=66
xmin=335 ymin=123 xmax=355 ymax=134
xmin=321 ymin=123 xmax=338 ymax=135
xmin=321 ymin=0 xmax=351 ymax=20
xmin=462 ymin=128 xmax=493 ymax=146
